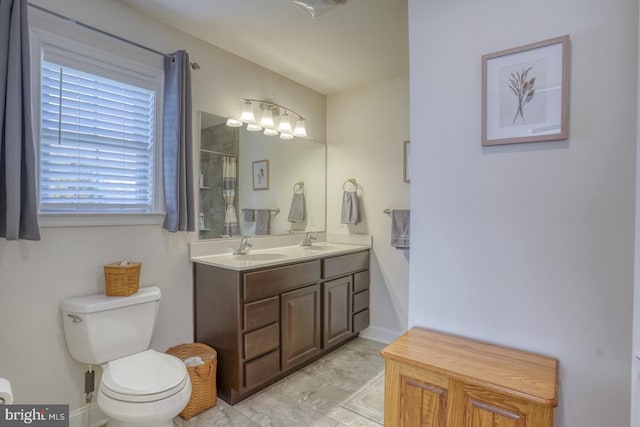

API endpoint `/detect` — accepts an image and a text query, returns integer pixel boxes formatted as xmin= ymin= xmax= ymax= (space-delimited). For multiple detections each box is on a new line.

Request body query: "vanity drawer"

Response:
xmin=243 ymin=260 xmax=321 ymax=301
xmin=353 ymin=308 xmax=370 ymax=333
xmin=353 ymin=270 xmax=370 ymax=293
xmin=244 ymin=349 xmax=280 ymax=389
xmin=322 ymin=251 xmax=369 ymax=279
xmin=244 ymin=323 xmax=279 ymax=360
xmin=244 ymin=296 xmax=279 ymax=331
xmin=353 ymin=289 xmax=369 ymax=314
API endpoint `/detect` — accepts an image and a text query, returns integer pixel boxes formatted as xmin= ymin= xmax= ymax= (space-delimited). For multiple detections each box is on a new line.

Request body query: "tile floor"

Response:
xmin=174 ymin=337 xmax=386 ymax=427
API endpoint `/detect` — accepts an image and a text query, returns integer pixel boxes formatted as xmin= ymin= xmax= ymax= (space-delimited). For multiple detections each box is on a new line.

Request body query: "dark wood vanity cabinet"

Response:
xmin=322 ymin=276 xmax=352 ymax=349
xmin=193 ymin=249 xmax=370 ymax=404
xmin=281 ymin=284 xmax=321 ymax=370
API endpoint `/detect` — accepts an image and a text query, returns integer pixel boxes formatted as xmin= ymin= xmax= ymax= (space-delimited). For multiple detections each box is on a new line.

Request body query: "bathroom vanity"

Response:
xmin=191 ymin=243 xmax=370 ymax=404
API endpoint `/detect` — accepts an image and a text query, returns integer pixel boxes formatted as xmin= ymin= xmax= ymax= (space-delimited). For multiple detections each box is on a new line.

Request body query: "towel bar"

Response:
xmin=343 ymin=178 xmax=357 ymax=191
xmin=241 ymin=208 xmax=280 ymax=214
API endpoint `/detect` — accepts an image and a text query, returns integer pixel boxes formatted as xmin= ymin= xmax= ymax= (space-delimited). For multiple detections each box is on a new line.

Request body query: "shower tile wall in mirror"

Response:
xmin=198 ymin=112 xmax=326 ymax=240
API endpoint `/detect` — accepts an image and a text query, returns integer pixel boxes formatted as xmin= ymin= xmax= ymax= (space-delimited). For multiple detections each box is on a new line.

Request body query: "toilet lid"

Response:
xmin=101 ymin=349 xmax=188 ymax=402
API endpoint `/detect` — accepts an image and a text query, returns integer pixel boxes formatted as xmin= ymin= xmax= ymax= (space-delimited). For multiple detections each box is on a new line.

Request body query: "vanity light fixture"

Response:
xmin=293 ymin=119 xmax=307 ymax=137
xmin=260 ymin=107 xmax=274 ymax=128
xmin=240 ymin=100 xmax=256 ymax=123
xmin=225 ymin=118 xmax=243 ymax=127
xmin=228 ymin=99 xmax=308 ymax=140
xmin=277 ymin=112 xmax=293 ymax=133
xmin=291 ymin=0 xmax=348 ymax=17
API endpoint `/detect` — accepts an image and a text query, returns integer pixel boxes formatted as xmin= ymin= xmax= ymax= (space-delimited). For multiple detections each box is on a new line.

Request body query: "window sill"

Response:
xmin=38 ymin=212 xmax=166 ymax=228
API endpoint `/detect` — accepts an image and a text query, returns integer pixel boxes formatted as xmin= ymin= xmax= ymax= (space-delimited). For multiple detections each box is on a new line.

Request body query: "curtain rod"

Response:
xmin=27 ymin=3 xmax=200 ymax=70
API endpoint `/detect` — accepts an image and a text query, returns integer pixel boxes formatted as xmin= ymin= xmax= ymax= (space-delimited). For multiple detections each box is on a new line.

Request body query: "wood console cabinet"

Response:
xmin=193 ymin=249 xmax=370 ymax=404
xmin=381 ymin=327 xmax=558 ymax=427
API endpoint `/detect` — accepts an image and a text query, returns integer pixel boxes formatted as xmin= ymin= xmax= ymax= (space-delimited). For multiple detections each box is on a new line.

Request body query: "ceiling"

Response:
xmin=116 ymin=0 xmax=408 ymax=95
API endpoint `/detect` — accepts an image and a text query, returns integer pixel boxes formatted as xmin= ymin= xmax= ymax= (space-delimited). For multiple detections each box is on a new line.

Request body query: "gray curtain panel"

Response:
xmin=162 ymin=50 xmax=195 ymax=232
xmin=0 ymin=0 xmax=40 ymax=241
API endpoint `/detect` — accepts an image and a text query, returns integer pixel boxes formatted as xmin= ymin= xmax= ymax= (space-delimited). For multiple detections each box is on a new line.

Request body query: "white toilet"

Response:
xmin=61 ymin=287 xmax=191 ymax=427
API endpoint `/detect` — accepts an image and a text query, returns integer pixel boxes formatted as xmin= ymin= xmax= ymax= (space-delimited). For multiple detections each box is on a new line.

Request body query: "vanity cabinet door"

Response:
xmin=281 ymin=284 xmax=321 ymax=371
xmin=322 ymin=277 xmax=352 ymax=349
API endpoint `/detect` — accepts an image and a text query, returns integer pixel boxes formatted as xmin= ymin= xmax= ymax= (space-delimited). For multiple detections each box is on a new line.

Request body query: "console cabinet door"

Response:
xmin=281 ymin=284 xmax=321 ymax=370
xmin=322 ymin=277 xmax=352 ymax=349
xmin=448 ymin=382 xmax=533 ymax=427
xmin=385 ymin=359 xmax=449 ymax=427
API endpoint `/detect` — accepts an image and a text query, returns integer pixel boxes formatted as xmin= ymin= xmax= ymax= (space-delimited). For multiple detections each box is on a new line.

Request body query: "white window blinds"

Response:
xmin=39 ymin=60 xmax=156 ymax=213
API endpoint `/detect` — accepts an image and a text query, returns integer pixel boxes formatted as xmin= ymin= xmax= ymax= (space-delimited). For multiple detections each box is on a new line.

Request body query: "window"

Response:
xmin=32 ymin=30 xmax=164 ymax=225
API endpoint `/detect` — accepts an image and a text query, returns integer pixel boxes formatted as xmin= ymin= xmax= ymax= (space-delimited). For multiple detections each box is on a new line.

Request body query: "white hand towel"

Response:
xmin=391 ymin=209 xmax=410 ymax=248
xmin=288 ymin=193 xmax=305 ymax=223
xmin=340 ymin=191 xmax=360 ymax=225
xmin=255 ymin=209 xmax=271 ymax=235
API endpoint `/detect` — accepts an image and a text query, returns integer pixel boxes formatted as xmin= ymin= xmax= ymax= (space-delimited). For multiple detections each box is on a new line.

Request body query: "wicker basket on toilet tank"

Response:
xmin=103 ymin=262 xmax=141 ymax=296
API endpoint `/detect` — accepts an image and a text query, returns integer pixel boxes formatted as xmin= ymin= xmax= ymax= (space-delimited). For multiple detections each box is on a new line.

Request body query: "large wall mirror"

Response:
xmin=198 ymin=111 xmax=326 ymax=240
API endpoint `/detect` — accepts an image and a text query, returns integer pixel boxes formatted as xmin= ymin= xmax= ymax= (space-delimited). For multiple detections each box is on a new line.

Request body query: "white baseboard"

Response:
xmin=359 ymin=326 xmax=403 ymax=344
xmin=69 ymin=402 xmax=108 ymax=427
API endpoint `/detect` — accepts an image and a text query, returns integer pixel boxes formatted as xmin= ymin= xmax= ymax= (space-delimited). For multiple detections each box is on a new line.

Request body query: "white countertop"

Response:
xmin=190 ymin=241 xmax=370 ymax=271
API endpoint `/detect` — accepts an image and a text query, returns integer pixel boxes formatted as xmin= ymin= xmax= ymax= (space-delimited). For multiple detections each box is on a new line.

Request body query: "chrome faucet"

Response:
xmin=299 ymin=232 xmax=317 ymax=247
xmin=233 ymin=236 xmax=252 ymax=255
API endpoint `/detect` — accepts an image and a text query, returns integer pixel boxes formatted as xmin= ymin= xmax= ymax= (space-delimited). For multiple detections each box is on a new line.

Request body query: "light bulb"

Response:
xmin=280 ymin=132 xmax=294 ymax=140
xmin=293 ymin=119 xmax=307 ymax=137
xmin=260 ymin=107 xmax=274 ymax=128
xmin=278 ymin=111 xmax=292 ymax=133
xmin=240 ymin=100 xmax=256 ymax=123
xmin=247 ymin=123 xmax=262 ymax=132
xmin=264 ymin=128 xmax=278 ymax=136
xmin=226 ymin=118 xmax=242 ymax=127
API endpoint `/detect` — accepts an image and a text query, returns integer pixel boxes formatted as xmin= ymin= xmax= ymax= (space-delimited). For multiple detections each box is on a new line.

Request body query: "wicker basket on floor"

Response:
xmin=103 ymin=262 xmax=141 ymax=296
xmin=166 ymin=343 xmax=217 ymax=420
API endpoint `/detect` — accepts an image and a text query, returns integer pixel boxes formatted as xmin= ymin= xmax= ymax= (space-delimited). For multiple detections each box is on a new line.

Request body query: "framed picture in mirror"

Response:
xmin=253 ymin=160 xmax=269 ymax=190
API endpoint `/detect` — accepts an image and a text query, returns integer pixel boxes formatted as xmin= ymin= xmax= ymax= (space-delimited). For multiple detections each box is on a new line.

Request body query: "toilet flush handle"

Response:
xmin=67 ymin=314 xmax=83 ymax=323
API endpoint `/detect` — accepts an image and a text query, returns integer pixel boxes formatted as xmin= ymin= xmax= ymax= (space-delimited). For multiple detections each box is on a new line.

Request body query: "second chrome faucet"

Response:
xmin=233 ymin=236 xmax=252 ymax=255
xmin=299 ymin=232 xmax=317 ymax=247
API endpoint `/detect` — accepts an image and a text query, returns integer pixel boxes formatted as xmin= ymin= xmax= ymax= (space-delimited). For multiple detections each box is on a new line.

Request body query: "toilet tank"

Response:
xmin=61 ymin=287 xmax=161 ymax=365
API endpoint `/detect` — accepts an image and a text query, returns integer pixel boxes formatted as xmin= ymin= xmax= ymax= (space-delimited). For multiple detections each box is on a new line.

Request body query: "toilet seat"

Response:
xmin=101 ymin=349 xmax=188 ymax=403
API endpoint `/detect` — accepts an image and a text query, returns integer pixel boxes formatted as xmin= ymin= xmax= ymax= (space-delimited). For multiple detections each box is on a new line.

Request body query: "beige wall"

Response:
xmin=408 ymin=0 xmax=638 ymax=426
xmin=0 ymin=0 xmax=325 ymax=414
xmin=327 ymin=75 xmax=410 ymax=342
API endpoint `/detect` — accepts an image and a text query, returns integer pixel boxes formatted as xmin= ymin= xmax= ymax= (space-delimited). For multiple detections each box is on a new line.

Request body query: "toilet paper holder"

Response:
xmin=0 ymin=377 xmax=14 ymax=405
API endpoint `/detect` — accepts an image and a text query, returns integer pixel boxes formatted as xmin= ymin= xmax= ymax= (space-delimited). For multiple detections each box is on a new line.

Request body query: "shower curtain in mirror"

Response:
xmin=222 ymin=156 xmax=239 ymax=236
xmin=0 ymin=0 xmax=40 ymax=240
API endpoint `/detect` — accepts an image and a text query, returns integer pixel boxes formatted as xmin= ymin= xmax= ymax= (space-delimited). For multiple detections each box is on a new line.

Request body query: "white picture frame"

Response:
xmin=482 ymin=35 xmax=570 ymax=146
xmin=252 ymin=159 xmax=269 ymax=190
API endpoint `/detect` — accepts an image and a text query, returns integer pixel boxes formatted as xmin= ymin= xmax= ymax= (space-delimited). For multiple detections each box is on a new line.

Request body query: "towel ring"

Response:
xmin=293 ymin=182 xmax=304 ymax=194
xmin=343 ymin=178 xmax=357 ymax=192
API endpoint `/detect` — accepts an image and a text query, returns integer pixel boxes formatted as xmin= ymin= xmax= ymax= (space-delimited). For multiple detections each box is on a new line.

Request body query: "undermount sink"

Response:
xmin=233 ymin=253 xmax=287 ymax=261
xmin=302 ymin=245 xmax=336 ymax=251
